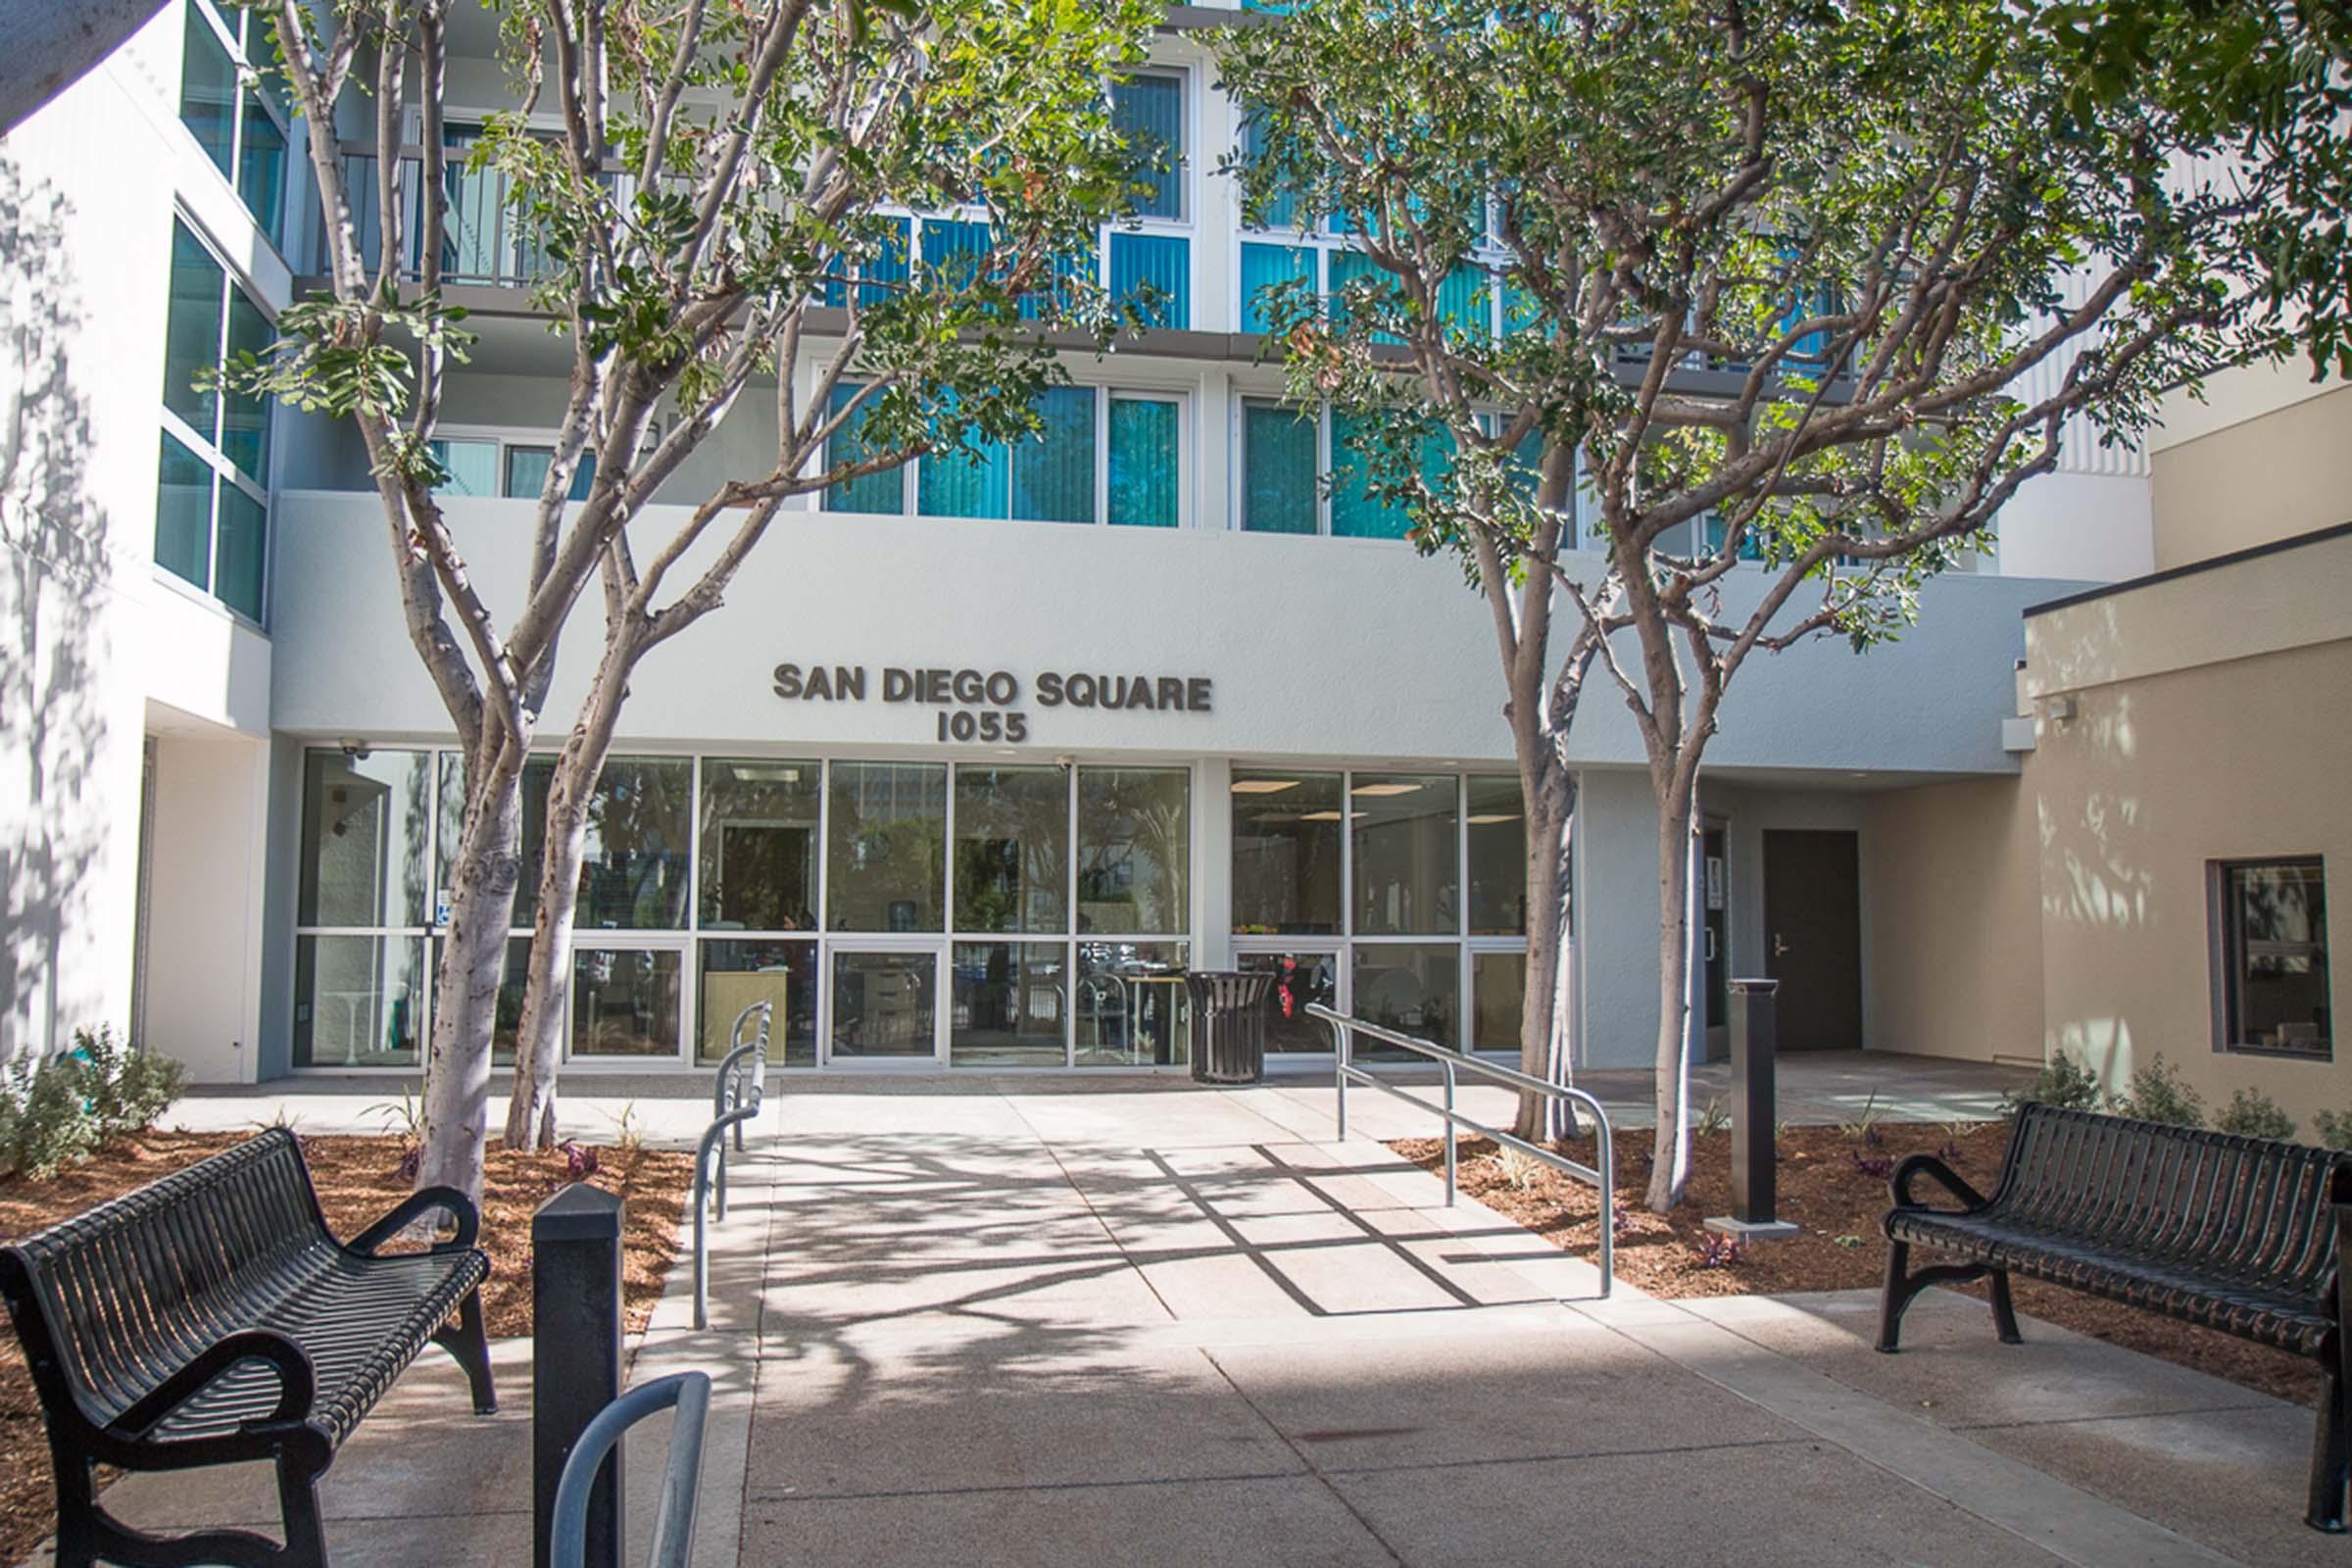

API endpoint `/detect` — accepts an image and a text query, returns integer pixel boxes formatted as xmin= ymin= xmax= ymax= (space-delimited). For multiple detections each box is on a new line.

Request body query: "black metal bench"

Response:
xmin=1881 ymin=1101 xmax=2351 ymax=1531
xmin=0 ymin=1127 xmax=497 ymax=1568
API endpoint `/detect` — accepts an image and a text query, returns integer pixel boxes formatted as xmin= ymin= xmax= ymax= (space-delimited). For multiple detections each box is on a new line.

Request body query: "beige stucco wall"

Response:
xmin=1863 ymin=777 xmax=2044 ymax=1065
xmin=2026 ymin=630 xmax=2352 ymax=1122
xmin=2150 ymin=381 xmax=2352 ymax=570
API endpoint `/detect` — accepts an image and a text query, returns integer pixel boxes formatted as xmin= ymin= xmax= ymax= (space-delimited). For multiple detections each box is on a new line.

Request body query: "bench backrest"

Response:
xmin=1994 ymin=1103 xmax=2350 ymax=1303
xmin=0 ymin=1129 xmax=330 ymax=1427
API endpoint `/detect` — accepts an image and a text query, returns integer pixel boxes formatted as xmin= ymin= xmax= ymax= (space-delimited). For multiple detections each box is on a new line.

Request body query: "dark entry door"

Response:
xmin=1700 ymin=826 xmax=1730 ymax=1061
xmin=1763 ymin=829 xmax=1862 ymax=1051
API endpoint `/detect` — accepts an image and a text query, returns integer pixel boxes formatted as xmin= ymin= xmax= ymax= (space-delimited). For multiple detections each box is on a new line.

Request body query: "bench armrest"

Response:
xmin=1889 ymin=1152 xmax=1989 ymax=1213
xmin=110 ymin=1329 xmax=316 ymax=1439
xmin=349 ymin=1186 xmax=481 ymax=1256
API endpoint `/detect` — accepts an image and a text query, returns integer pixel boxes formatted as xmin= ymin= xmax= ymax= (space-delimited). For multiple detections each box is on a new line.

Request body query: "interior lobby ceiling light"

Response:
xmin=1466 ymin=813 xmax=1520 ymax=825
xmin=1349 ymin=782 xmax=1421 ymax=797
xmin=1231 ymin=778 xmax=1299 ymax=794
xmin=728 ymin=764 xmax=802 ymax=782
xmin=1299 ymin=810 xmax=1346 ymax=821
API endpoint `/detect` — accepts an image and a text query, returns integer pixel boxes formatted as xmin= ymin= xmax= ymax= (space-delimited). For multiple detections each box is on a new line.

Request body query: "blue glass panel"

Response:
xmin=215 ymin=482 xmax=267 ymax=621
xmin=428 ymin=438 xmax=500 ymax=497
xmin=1108 ymin=399 xmax=1179 ymax=527
xmin=1240 ymin=243 xmax=1315 ymax=334
xmin=178 ymin=7 xmax=236 ymax=178
xmin=1331 ymin=412 xmax=1451 ymax=541
xmin=921 ymin=219 xmax=993 ymax=291
xmin=1109 ymin=233 xmax=1189 ymax=329
xmin=826 ymin=383 xmax=904 ymax=514
xmin=824 ymin=217 xmax=912 ymax=310
xmin=1112 ymin=74 xmax=1185 ymax=220
xmin=1326 ymin=249 xmax=1399 ymax=343
xmin=239 ymin=90 xmax=288 ymax=247
xmin=165 ymin=221 xmax=222 ymax=437
xmin=1501 ymin=276 xmax=1544 ymax=336
xmin=155 ymin=431 xmax=213 ymax=589
xmin=1019 ymin=239 xmax=1098 ymax=323
xmin=919 ymin=393 xmax=1008 ymax=518
xmin=1438 ymin=263 xmax=1491 ymax=342
xmin=1241 ymin=403 xmax=1317 ymax=534
xmin=1238 ymin=111 xmax=1302 ymax=231
xmin=1011 ymin=386 xmax=1097 ymax=523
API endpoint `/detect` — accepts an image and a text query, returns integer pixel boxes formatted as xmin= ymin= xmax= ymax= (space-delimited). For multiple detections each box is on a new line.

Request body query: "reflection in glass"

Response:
xmin=1352 ymin=943 xmax=1459 ymax=1054
xmin=831 ymin=951 xmax=937 ymax=1058
xmin=299 ymin=749 xmax=432 ymax=927
xmin=1075 ymin=943 xmax=1190 ymax=1066
xmin=1352 ymin=774 xmax=1458 ymax=935
xmin=1078 ymin=768 xmax=1189 ymax=934
xmin=2222 ymin=859 xmax=2331 ymax=1054
xmin=433 ymin=935 xmax=527 ymax=1064
xmin=1472 ymin=951 xmax=1527 ymax=1054
xmin=165 ymin=222 xmax=222 ymax=436
xmin=700 ymin=940 xmax=815 ymax=1066
xmin=575 ymin=758 xmax=692 ymax=930
xmin=1466 ymin=776 xmax=1529 ymax=936
xmin=293 ymin=936 xmax=425 ymax=1067
xmin=953 ymin=766 xmax=1068 ymax=934
xmin=1240 ymin=951 xmax=1339 ymax=1054
xmin=952 ymin=943 xmax=1068 ymax=1066
xmin=828 ymin=764 xmax=947 ymax=931
xmin=155 ymin=432 xmax=213 ymax=591
xmin=437 ymin=752 xmax=555 ymax=926
xmin=569 ymin=948 xmax=682 ymax=1056
xmin=1231 ymin=771 xmax=1342 ymax=934
xmin=177 ymin=7 xmax=237 ymax=177
xmin=701 ymin=760 xmax=821 ymax=931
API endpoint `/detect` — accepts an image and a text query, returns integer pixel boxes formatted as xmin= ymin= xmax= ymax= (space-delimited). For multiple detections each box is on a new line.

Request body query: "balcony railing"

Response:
xmin=316 ymin=146 xmax=588 ymax=287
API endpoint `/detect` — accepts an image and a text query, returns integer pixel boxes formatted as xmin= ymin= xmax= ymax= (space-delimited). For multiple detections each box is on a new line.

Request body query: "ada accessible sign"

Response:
xmin=771 ymin=661 xmax=1212 ymax=745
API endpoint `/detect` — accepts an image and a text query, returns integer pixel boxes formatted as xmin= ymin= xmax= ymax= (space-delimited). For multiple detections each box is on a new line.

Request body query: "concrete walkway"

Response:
xmin=56 ymin=1071 xmax=2331 ymax=1568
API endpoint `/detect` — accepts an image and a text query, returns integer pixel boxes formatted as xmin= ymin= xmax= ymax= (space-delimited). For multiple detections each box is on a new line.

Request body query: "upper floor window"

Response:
xmin=179 ymin=0 xmax=289 ymax=249
xmin=158 ymin=218 xmax=270 ymax=622
xmin=2213 ymin=858 xmax=2331 ymax=1058
xmin=826 ymin=383 xmax=1184 ymax=527
xmin=428 ymin=431 xmax=598 ymax=502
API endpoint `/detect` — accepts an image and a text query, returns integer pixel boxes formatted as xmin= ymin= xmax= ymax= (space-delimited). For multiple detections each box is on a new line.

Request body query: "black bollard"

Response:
xmin=533 ymin=1183 xmax=625 ymax=1568
xmin=1706 ymin=978 xmax=1798 ymax=1243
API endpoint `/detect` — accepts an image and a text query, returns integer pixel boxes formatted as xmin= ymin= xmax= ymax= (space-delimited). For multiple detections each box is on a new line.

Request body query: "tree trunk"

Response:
xmin=417 ymin=757 xmax=525 ymax=1201
xmin=1643 ymin=777 xmax=1700 ymax=1212
xmin=1511 ymin=767 xmax=1579 ymax=1142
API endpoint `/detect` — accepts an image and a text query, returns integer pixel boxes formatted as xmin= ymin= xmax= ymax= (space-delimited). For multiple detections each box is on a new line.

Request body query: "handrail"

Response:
xmin=692 ymin=1003 xmax=770 ymax=1331
xmin=551 ymin=1371 xmax=711 ymax=1568
xmin=1306 ymin=1003 xmax=1613 ymax=1298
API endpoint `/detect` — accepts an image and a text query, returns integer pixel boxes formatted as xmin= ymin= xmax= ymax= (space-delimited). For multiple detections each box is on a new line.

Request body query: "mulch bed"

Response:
xmin=1392 ymin=1120 xmax=2323 ymax=1409
xmin=0 ymin=1130 xmax=692 ymax=1568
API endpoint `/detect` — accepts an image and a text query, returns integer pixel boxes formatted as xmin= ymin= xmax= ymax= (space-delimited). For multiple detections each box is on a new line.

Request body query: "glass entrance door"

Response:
xmin=829 ymin=948 xmax=941 ymax=1064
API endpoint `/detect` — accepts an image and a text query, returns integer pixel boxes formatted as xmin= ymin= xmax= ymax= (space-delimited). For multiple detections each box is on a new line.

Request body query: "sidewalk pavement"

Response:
xmin=44 ymin=1068 xmax=2328 ymax=1568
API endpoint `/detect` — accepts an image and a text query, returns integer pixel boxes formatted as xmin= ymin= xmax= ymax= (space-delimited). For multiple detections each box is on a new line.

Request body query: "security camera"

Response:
xmin=339 ymin=738 xmax=371 ymax=760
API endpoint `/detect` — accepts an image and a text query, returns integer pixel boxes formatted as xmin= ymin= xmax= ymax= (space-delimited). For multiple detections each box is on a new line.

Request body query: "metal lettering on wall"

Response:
xmin=770 ymin=662 xmax=1213 ymax=744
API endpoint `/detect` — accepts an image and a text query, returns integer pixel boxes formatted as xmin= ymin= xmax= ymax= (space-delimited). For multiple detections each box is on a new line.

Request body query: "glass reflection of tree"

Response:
xmin=1080 ymin=770 xmax=1187 ymax=933
xmin=580 ymin=760 xmax=692 ymax=928
xmin=954 ymin=769 xmax=1066 ymax=934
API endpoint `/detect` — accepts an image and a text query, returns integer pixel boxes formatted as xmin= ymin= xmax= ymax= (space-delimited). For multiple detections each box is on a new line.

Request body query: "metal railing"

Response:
xmin=551 ymin=1371 xmax=711 ymax=1568
xmin=1307 ymin=1003 xmax=1614 ymax=1297
xmin=692 ymin=1001 xmax=770 ymax=1330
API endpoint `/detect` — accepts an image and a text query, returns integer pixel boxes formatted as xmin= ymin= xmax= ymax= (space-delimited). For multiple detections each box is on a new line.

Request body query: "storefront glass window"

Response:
xmin=953 ymin=766 xmax=1069 ymax=934
xmin=1075 ymin=942 xmax=1189 ymax=1065
xmin=570 ymin=947 xmax=682 ymax=1056
xmin=952 ymin=942 xmax=1069 ymax=1065
xmin=700 ymin=940 xmax=816 ymax=1066
xmin=1240 ymin=951 xmax=1339 ymax=1054
xmin=1078 ymin=768 xmax=1189 ymax=935
xmin=701 ymin=759 xmax=821 ymax=932
xmin=832 ymin=951 xmax=937 ymax=1057
xmin=574 ymin=758 xmax=692 ymax=930
xmin=1351 ymin=774 xmax=1457 ymax=935
xmin=2216 ymin=858 xmax=2331 ymax=1056
xmin=1466 ymin=775 xmax=1529 ymax=936
xmin=1232 ymin=771 xmax=1343 ymax=934
xmin=293 ymin=935 xmax=426 ymax=1067
xmin=298 ymin=749 xmax=433 ymax=927
xmin=1472 ymin=951 xmax=1527 ymax=1054
xmin=1352 ymin=943 xmax=1459 ymax=1053
xmin=432 ymin=934 xmax=527 ymax=1064
xmin=828 ymin=763 xmax=947 ymax=932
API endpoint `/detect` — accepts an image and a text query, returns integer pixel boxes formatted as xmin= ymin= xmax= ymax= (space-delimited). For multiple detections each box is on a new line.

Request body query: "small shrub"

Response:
xmin=1693 ymin=1233 xmax=1746 ymax=1269
xmin=1494 ymin=1146 xmax=1545 ymax=1191
xmin=1838 ymin=1091 xmax=1886 ymax=1148
xmin=2110 ymin=1054 xmax=2205 ymax=1127
xmin=1695 ymin=1095 xmax=1731 ymax=1138
xmin=2215 ymin=1087 xmax=2296 ymax=1142
xmin=2004 ymin=1049 xmax=2104 ymax=1116
xmin=561 ymin=1141 xmax=601 ymax=1182
xmin=1 ymin=1053 xmax=100 ymax=1180
xmin=2314 ymin=1109 xmax=2352 ymax=1152
xmin=1849 ymin=1152 xmax=1893 ymax=1181
xmin=1832 ymin=1233 xmax=1866 ymax=1250
xmin=70 ymin=1026 xmax=185 ymax=1138
xmin=608 ymin=1102 xmax=647 ymax=1156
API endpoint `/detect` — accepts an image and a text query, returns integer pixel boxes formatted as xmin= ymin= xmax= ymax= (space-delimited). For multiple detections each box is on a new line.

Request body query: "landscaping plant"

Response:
xmin=2315 ymin=1109 xmax=2352 ymax=1153
xmin=2005 ymin=1050 xmax=2106 ymax=1117
xmin=70 ymin=1024 xmax=187 ymax=1138
xmin=2110 ymin=1054 xmax=2206 ymax=1128
xmin=2215 ymin=1088 xmax=2297 ymax=1143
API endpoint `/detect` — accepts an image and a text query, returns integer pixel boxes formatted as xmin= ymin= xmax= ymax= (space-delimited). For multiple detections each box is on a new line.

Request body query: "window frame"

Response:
xmin=157 ymin=214 xmax=273 ymax=625
xmin=425 ymin=423 xmax=597 ymax=501
xmin=181 ymin=0 xmax=292 ymax=249
xmin=2209 ymin=856 xmax=2332 ymax=1059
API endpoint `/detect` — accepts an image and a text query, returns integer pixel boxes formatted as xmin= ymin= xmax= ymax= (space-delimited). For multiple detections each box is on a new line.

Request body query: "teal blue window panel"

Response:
xmin=824 ymin=217 xmax=911 ymax=309
xmin=1239 ymin=112 xmax=1303 ymax=231
xmin=1110 ymin=233 xmax=1189 ymax=328
xmin=920 ymin=219 xmax=993 ymax=290
xmin=1011 ymin=386 xmax=1097 ymax=523
xmin=1240 ymin=243 xmax=1315 ymax=335
xmin=1113 ymin=74 xmax=1185 ymax=220
xmin=1331 ymin=412 xmax=1451 ymax=541
xmin=1501 ymin=277 xmax=1544 ymax=336
xmin=502 ymin=447 xmax=598 ymax=504
xmin=178 ymin=6 xmax=236 ymax=179
xmin=919 ymin=392 xmax=1008 ymax=518
xmin=1241 ymin=403 xmax=1317 ymax=534
xmin=220 ymin=285 xmax=272 ymax=484
xmin=1326 ymin=249 xmax=1399 ymax=343
xmin=1019 ymin=239 xmax=1098 ymax=323
xmin=1108 ymin=398 xmax=1179 ymax=527
xmin=1437 ymin=263 xmax=1491 ymax=342
xmin=164 ymin=221 xmax=222 ymax=437
xmin=427 ymin=438 xmax=501 ymax=497
xmin=215 ymin=481 xmax=267 ymax=621
xmin=155 ymin=431 xmax=213 ymax=590
xmin=826 ymin=383 xmax=904 ymax=514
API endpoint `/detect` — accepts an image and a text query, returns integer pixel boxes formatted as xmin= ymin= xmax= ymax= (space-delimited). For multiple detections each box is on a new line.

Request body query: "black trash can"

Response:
xmin=1186 ymin=970 xmax=1274 ymax=1084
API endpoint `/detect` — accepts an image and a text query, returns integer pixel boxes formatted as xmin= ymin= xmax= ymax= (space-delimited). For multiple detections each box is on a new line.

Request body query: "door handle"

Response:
xmin=1703 ymin=929 xmax=1716 ymax=962
xmin=1772 ymin=934 xmax=1789 ymax=958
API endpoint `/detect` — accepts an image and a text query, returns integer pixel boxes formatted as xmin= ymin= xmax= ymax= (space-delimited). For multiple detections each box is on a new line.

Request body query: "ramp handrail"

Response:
xmin=551 ymin=1371 xmax=711 ymax=1568
xmin=1306 ymin=1003 xmax=1613 ymax=1297
xmin=693 ymin=1001 xmax=770 ymax=1330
